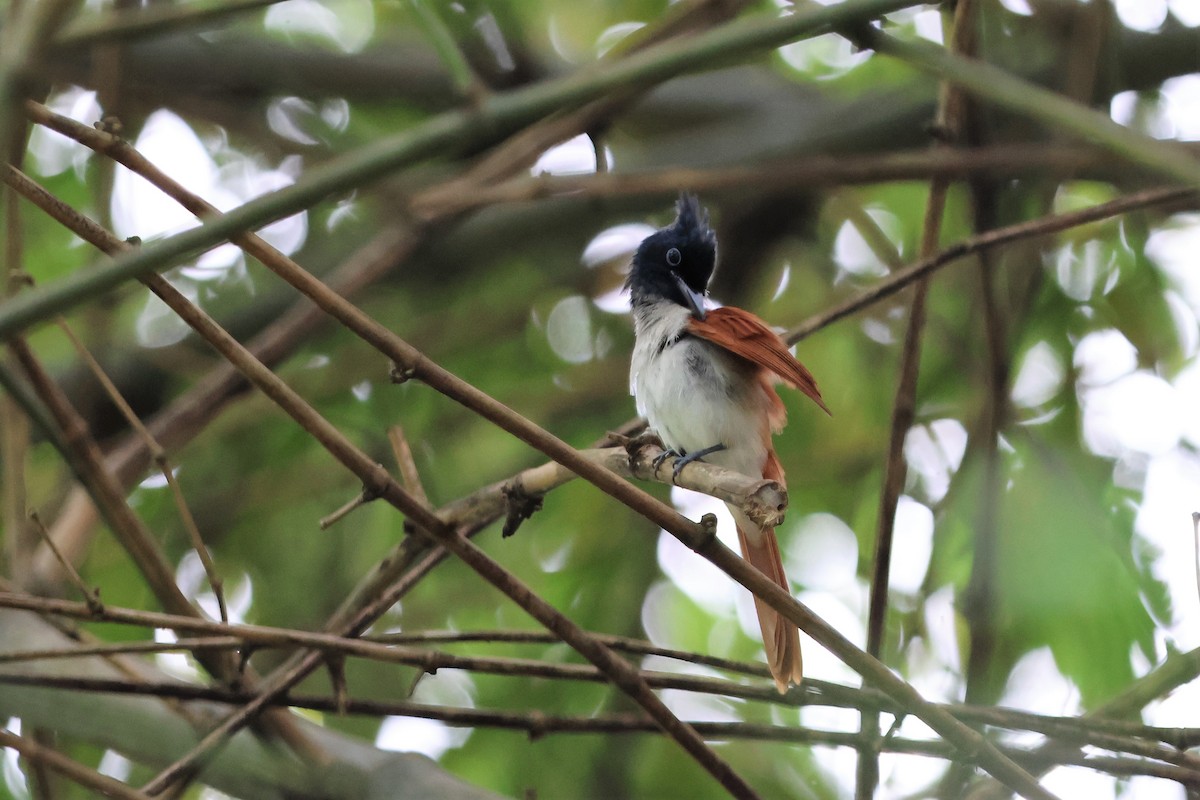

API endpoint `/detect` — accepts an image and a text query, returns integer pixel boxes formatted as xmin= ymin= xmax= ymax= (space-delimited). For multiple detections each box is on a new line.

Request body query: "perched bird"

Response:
xmin=627 ymin=194 xmax=829 ymax=691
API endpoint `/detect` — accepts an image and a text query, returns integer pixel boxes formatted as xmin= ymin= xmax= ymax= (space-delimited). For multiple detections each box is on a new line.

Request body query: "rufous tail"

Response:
xmin=734 ymin=517 xmax=803 ymax=692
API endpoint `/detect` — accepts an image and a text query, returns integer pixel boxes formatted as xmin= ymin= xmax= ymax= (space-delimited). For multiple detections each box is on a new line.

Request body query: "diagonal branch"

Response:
xmin=0 ymin=728 xmax=151 ymax=800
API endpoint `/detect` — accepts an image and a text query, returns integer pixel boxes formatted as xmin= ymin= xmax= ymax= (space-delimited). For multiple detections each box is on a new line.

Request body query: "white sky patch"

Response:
xmin=1173 ymin=359 xmax=1200 ymax=447
xmin=546 ymin=295 xmax=595 ymax=363
xmin=655 ymin=488 xmax=738 ymax=616
xmin=778 ymin=32 xmax=871 ymax=76
xmin=1073 ymin=328 xmax=1138 ymax=387
xmin=1170 ymin=0 xmax=1200 ymax=25
xmin=594 ymin=21 xmax=645 ymax=57
xmin=136 ymin=278 xmax=198 ymax=348
xmin=1082 ymin=371 xmax=1183 ymax=457
xmin=911 ymin=8 xmax=944 ymax=43
xmin=659 ymin=685 xmax=741 ymax=725
xmin=1042 ymin=767 xmax=1117 ymax=800
xmin=97 ymin=751 xmax=132 ymax=783
xmin=904 ymin=418 xmax=968 ymax=504
xmin=112 ymin=110 xmax=307 ymax=282
xmin=582 ymin=223 xmax=653 ymax=268
xmin=532 ymin=133 xmax=601 ymax=176
xmin=376 ymin=716 xmax=457 ymax=760
xmin=888 ymin=496 xmax=934 ymax=594
xmin=2 ymin=717 xmax=28 ymax=800
xmin=997 ymin=0 xmax=1032 ymax=14
xmin=113 ymin=110 xmax=223 ymax=243
xmin=584 ymin=223 xmax=654 ymax=314
xmin=1012 ymin=340 xmax=1065 ymax=408
xmin=832 ymin=208 xmax=901 ymax=278
xmin=1135 ymin=449 xmax=1200 ymax=652
xmin=997 ymin=647 xmax=1079 ymax=736
xmin=923 ymin=586 xmax=962 ymax=674
xmin=264 ymin=0 xmax=374 ymax=52
xmin=154 ymin=627 xmax=201 ymax=681
xmin=26 ymin=87 xmax=101 ymax=178
xmin=785 ymin=512 xmax=858 ymax=592
xmin=1161 ymin=74 xmax=1200 ymax=140
xmin=1052 ymin=239 xmax=1119 ymax=301
xmin=376 ymin=670 xmax=474 ymax=758
xmin=1146 ymin=213 xmax=1200 ymax=315
xmin=1115 ymin=0 xmax=1168 ymax=31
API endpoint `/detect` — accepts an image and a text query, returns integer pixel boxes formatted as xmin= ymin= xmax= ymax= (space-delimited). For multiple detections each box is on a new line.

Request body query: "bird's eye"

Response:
xmin=666 ymin=247 xmax=682 ymax=267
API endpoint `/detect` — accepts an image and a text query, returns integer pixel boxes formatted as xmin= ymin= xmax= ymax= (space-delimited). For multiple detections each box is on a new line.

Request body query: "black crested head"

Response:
xmin=627 ymin=193 xmax=717 ymax=315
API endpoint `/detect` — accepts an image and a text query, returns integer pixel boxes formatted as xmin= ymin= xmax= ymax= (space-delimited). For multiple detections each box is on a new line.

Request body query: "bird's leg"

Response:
xmin=671 ymin=442 xmax=726 ymax=481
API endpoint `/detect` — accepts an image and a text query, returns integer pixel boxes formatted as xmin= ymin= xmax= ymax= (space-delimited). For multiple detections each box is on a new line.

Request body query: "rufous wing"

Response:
xmin=688 ymin=306 xmax=830 ymax=415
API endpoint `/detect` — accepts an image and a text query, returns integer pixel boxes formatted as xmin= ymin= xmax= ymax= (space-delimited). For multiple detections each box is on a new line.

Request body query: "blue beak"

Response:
xmin=673 ymin=273 xmax=707 ymax=320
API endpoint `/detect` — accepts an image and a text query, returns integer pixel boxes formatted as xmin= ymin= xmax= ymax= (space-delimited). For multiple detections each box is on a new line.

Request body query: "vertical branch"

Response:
xmin=2 ymin=182 xmax=32 ymax=575
xmin=856 ymin=3 xmax=975 ymax=798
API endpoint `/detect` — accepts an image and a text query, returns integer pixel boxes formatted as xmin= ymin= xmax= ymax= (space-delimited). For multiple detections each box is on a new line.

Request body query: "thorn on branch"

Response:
xmin=527 ymin=710 xmax=547 ymax=742
xmin=319 ymin=487 xmax=378 ymax=530
xmin=501 ymin=481 xmax=543 ymax=538
xmin=405 ymin=669 xmax=426 ymax=699
xmin=883 ymin=713 xmax=907 ymax=745
xmin=692 ymin=513 xmax=719 ymax=552
xmin=237 ymin=646 xmax=256 ymax=679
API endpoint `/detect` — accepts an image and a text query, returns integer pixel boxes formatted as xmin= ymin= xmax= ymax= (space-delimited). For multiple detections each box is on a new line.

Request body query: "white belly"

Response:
xmin=631 ymin=303 xmax=768 ymax=479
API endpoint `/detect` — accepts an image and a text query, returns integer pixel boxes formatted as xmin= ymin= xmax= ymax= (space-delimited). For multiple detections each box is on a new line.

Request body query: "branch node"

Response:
xmin=93 ymin=115 xmax=124 ymax=138
xmin=527 ymin=710 xmax=547 ymax=742
xmin=325 ymin=654 xmax=348 ymax=715
xmin=693 ymin=513 xmax=719 ymax=551
xmin=388 ymin=360 xmax=417 ymax=384
xmin=501 ymin=480 xmax=543 ymax=538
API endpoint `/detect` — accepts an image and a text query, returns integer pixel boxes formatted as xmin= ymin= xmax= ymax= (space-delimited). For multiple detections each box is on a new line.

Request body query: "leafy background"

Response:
xmin=1 ymin=0 xmax=1200 ymax=798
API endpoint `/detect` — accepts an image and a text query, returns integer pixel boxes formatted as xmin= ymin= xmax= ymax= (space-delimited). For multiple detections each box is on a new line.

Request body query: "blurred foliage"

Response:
xmin=3 ymin=0 xmax=1200 ymax=798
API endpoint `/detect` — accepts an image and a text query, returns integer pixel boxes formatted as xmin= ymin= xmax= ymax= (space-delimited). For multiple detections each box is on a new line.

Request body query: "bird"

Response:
xmin=626 ymin=194 xmax=829 ymax=692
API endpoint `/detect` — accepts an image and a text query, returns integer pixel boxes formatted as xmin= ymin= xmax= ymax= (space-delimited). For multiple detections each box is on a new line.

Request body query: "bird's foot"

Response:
xmin=671 ymin=442 xmax=726 ymax=482
xmin=651 ymin=447 xmax=683 ymax=474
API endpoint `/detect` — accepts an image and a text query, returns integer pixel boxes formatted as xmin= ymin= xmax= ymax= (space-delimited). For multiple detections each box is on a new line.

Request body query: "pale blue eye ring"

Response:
xmin=666 ymin=247 xmax=682 ymax=267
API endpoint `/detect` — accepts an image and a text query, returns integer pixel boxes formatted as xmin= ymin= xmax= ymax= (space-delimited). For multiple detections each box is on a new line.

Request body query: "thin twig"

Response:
xmin=27 ymin=512 xmax=101 ymax=613
xmin=1193 ymin=512 xmax=1199 ymax=612
xmin=783 ymin=185 xmax=1196 ymax=345
xmin=0 ymin=0 xmax=918 ymax=339
xmin=387 ymin=424 xmax=430 ymax=506
xmin=858 ymin=8 xmax=977 ymax=797
xmin=54 ymin=319 xmax=228 ymax=623
xmin=3 ymin=161 xmax=758 ymax=800
xmin=3 ymin=672 xmax=1200 ymax=785
xmin=54 ymin=0 xmax=291 ymax=47
xmin=14 ymin=108 xmax=1056 ymax=800
xmin=317 ymin=490 xmax=375 ymax=531
xmin=0 ymin=168 xmax=322 ymax=765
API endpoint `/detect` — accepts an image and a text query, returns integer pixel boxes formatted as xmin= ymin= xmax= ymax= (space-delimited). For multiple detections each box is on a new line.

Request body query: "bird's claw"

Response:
xmin=651 ymin=447 xmax=682 ymax=474
xmin=670 ymin=443 xmax=727 ymax=482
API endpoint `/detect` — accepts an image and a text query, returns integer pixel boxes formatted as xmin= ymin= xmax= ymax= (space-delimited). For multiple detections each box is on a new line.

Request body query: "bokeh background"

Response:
xmin=2 ymin=0 xmax=1200 ymax=798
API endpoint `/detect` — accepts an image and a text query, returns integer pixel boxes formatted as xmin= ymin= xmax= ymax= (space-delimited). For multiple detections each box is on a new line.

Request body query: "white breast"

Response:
xmin=630 ymin=301 xmax=769 ymax=479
